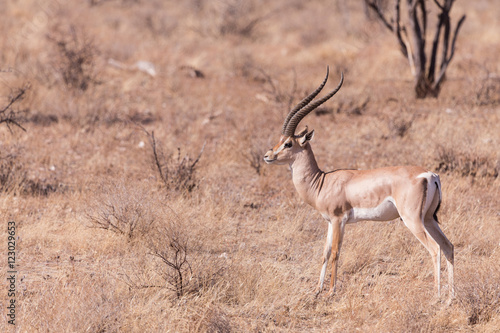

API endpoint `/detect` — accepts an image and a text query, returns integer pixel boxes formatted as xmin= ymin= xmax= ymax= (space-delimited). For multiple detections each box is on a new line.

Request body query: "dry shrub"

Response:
xmin=22 ymin=178 xmax=60 ymax=196
xmin=475 ymin=76 xmax=500 ymax=106
xmin=41 ymin=26 xmax=123 ymax=128
xmin=193 ymin=0 xmax=271 ymax=38
xmin=435 ymin=145 xmax=499 ymax=178
xmin=0 ymin=154 xmax=23 ymax=194
xmin=216 ymin=0 xmax=262 ymax=37
xmin=29 ymin=112 xmax=59 ymax=126
xmin=142 ymin=128 xmax=205 ymax=193
xmin=386 ymin=112 xmax=415 ymax=138
xmin=48 ymin=26 xmax=99 ymax=92
xmin=148 ymin=218 xmax=193 ymax=299
xmin=86 ymin=180 xmax=158 ymax=239
xmin=145 ymin=227 xmax=229 ymax=300
xmin=245 ymin=138 xmax=269 ymax=175
xmin=251 ymin=66 xmax=298 ymax=106
xmin=336 ymin=96 xmax=370 ymax=116
xmin=160 ymin=146 xmax=204 ymax=192
xmin=100 ymin=191 xmax=229 ymax=301
xmin=0 ymin=151 xmax=60 ymax=196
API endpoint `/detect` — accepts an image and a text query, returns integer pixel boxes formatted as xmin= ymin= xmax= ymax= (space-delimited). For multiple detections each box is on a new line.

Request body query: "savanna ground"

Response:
xmin=1 ymin=0 xmax=499 ymax=332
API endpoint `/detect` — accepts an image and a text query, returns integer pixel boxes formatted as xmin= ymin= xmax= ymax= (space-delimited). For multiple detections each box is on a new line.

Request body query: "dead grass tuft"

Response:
xmin=457 ymin=261 xmax=500 ymax=326
xmin=435 ymin=145 xmax=499 ymax=178
xmin=0 ymin=150 xmax=62 ymax=196
xmin=0 ymin=154 xmax=23 ymax=194
xmin=475 ymin=76 xmax=500 ymax=106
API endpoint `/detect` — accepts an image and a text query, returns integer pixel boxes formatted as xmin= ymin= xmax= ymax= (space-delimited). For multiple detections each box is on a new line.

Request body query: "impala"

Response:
xmin=263 ymin=67 xmax=454 ymax=301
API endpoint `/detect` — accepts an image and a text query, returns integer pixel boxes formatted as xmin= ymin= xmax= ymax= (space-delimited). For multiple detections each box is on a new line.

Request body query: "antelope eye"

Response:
xmin=284 ymin=141 xmax=293 ymax=149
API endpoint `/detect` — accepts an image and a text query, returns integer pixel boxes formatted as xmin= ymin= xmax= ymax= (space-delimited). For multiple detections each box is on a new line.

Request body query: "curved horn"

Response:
xmin=284 ymin=72 xmax=344 ymax=137
xmin=281 ymin=66 xmax=330 ymax=135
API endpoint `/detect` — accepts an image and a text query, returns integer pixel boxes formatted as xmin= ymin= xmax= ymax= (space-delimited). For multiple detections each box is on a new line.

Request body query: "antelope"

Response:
xmin=263 ymin=67 xmax=454 ymax=302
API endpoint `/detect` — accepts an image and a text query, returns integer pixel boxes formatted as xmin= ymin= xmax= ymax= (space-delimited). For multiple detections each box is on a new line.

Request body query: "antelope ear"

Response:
xmin=295 ymin=126 xmax=308 ymax=138
xmin=299 ymin=129 xmax=314 ymax=146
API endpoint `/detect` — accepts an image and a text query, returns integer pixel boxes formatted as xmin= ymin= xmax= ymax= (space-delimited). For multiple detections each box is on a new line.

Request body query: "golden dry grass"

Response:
xmin=1 ymin=0 xmax=499 ymax=332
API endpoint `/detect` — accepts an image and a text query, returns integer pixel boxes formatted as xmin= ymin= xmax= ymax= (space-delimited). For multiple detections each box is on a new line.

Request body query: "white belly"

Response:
xmin=347 ymin=196 xmax=400 ymax=223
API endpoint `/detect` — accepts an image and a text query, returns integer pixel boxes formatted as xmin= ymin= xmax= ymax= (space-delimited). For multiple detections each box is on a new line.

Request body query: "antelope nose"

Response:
xmin=263 ymin=150 xmax=274 ymax=163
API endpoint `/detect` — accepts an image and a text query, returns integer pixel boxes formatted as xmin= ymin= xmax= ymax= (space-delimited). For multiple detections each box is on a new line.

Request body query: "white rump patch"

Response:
xmin=416 ymin=171 xmax=441 ymax=215
xmin=417 ymin=172 xmax=433 ymax=179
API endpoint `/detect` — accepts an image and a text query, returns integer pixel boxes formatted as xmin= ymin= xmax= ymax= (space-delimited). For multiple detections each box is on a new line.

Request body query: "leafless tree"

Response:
xmin=365 ymin=0 xmax=466 ymax=97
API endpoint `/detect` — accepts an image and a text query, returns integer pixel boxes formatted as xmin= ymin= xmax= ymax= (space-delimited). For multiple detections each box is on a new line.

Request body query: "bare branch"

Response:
xmin=428 ymin=12 xmax=444 ymax=82
xmin=151 ymin=232 xmax=193 ymax=298
xmin=446 ymin=14 xmax=466 ymax=65
xmin=149 ymin=131 xmax=167 ymax=184
xmin=407 ymin=0 xmax=426 ymax=76
xmin=135 ymin=123 xmax=167 ymax=185
xmin=365 ymin=0 xmax=394 ymax=32
xmin=366 ymin=0 xmax=408 ymax=59
xmin=440 ymin=10 xmax=451 ymax=73
xmin=0 ymin=84 xmax=30 ymax=132
xmin=433 ymin=14 xmax=466 ymax=90
xmin=255 ymin=66 xmax=279 ymax=100
xmin=0 ymin=87 xmax=26 ymax=114
xmin=433 ymin=0 xmax=444 ymax=10
xmin=420 ymin=0 xmax=427 ymax=41
xmin=140 ymin=127 xmax=166 ymax=184
xmin=189 ymin=141 xmax=206 ymax=171
xmin=394 ymin=0 xmax=408 ymax=58
xmin=401 ymin=28 xmax=416 ymax=76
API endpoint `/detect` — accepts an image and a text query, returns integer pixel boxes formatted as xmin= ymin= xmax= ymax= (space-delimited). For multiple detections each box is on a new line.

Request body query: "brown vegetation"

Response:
xmin=1 ymin=0 xmax=499 ymax=332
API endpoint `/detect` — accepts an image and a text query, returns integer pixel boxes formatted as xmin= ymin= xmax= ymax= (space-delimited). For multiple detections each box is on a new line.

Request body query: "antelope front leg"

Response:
xmin=327 ymin=220 xmax=343 ymax=296
xmin=316 ymin=222 xmax=333 ymax=296
xmin=316 ymin=218 xmax=343 ymax=296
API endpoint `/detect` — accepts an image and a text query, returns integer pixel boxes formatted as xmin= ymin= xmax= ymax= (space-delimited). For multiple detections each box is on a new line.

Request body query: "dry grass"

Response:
xmin=1 ymin=0 xmax=499 ymax=332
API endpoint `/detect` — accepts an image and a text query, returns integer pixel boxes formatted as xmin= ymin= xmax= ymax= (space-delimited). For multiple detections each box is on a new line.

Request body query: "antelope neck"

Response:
xmin=290 ymin=144 xmax=325 ymax=207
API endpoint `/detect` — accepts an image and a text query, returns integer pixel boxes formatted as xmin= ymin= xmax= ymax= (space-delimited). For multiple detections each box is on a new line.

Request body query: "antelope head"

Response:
xmin=263 ymin=67 xmax=344 ymax=165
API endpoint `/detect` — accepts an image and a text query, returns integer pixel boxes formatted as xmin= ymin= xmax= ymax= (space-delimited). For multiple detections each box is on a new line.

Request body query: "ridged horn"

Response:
xmin=284 ymin=71 xmax=343 ymax=137
xmin=281 ymin=67 xmax=330 ymax=135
